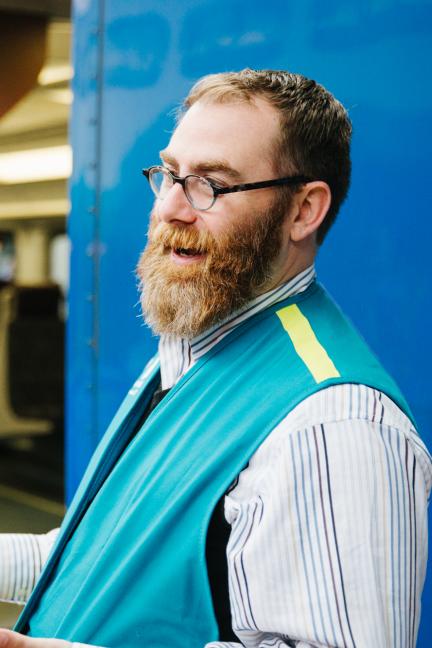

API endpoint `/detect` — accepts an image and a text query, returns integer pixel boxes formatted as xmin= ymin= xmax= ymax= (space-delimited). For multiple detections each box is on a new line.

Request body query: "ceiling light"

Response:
xmin=0 ymin=145 xmax=72 ymax=184
xmin=38 ymin=64 xmax=74 ymax=86
xmin=46 ymin=88 xmax=74 ymax=105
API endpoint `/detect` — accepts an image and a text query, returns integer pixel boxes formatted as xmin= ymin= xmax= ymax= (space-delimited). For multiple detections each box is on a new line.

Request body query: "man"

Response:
xmin=0 ymin=69 xmax=430 ymax=648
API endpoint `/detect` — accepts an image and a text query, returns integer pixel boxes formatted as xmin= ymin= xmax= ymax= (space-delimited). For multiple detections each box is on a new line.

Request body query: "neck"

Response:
xmin=258 ymin=243 xmax=316 ymax=295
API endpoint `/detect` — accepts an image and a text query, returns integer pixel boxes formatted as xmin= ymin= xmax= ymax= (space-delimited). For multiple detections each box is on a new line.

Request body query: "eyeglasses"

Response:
xmin=142 ymin=165 xmax=312 ymax=211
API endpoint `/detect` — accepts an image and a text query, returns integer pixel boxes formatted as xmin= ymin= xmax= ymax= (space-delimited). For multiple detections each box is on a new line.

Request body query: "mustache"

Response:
xmin=148 ymin=222 xmax=218 ymax=254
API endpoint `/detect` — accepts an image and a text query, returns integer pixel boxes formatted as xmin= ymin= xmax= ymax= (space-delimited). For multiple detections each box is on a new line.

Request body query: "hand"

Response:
xmin=0 ymin=630 xmax=72 ymax=648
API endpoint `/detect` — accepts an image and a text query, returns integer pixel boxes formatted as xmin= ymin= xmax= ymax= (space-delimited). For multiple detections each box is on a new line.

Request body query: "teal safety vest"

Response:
xmin=16 ymin=282 xmax=414 ymax=648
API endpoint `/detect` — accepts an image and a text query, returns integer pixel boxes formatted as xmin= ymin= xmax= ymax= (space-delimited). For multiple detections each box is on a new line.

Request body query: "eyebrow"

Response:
xmin=159 ymin=150 xmax=242 ymax=180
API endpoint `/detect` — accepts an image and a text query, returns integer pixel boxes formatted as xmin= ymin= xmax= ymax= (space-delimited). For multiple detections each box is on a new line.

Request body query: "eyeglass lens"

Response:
xmin=149 ymin=168 xmax=172 ymax=198
xmin=149 ymin=167 xmax=215 ymax=210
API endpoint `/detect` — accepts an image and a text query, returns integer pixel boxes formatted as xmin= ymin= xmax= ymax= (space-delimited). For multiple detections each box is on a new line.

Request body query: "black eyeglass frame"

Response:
xmin=142 ymin=165 xmax=313 ymax=211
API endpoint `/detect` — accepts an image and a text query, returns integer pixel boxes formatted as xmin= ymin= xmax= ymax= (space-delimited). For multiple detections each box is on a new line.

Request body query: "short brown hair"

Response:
xmin=182 ymin=69 xmax=352 ymax=244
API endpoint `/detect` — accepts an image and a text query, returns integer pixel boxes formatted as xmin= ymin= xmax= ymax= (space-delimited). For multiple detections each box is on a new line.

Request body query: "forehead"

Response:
xmin=165 ymin=97 xmax=281 ymax=178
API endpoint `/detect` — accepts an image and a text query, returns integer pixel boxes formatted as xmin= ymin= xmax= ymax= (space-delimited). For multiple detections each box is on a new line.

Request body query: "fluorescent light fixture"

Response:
xmin=46 ymin=88 xmax=74 ymax=105
xmin=38 ymin=64 xmax=74 ymax=86
xmin=0 ymin=145 xmax=72 ymax=184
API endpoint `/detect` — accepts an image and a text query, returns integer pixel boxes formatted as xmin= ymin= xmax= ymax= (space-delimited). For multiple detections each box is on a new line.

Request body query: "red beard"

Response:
xmin=137 ymin=198 xmax=287 ymax=338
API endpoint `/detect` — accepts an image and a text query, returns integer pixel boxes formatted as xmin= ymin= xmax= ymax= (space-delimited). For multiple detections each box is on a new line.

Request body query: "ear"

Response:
xmin=289 ymin=181 xmax=331 ymax=242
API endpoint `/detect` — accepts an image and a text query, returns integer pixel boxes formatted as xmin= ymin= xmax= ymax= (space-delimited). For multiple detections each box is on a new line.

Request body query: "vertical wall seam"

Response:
xmin=92 ymin=0 xmax=106 ymax=440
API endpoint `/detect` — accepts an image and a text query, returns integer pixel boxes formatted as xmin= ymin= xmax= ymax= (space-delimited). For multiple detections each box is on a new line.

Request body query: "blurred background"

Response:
xmin=0 ymin=0 xmax=70 ymax=627
xmin=0 ymin=0 xmax=431 ymax=643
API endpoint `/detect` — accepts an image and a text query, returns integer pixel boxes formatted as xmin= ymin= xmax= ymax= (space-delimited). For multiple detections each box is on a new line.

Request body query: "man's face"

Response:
xmin=137 ymin=98 xmax=294 ymax=338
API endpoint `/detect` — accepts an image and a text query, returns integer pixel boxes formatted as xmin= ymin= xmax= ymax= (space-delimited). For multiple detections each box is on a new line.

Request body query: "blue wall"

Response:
xmin=68 ymin=0 xmax=432 ymax=643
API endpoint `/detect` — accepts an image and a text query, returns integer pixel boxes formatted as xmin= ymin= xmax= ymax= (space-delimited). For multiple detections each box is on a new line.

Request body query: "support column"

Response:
xmin=14 ymin=225 xmax=50 ymax=285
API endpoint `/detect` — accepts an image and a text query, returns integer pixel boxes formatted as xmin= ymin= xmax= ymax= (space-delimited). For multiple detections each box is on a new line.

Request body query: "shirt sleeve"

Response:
xmin=0 ymin=528 xmax=60 ymax=603
xmin=221 ymin=385 xmax=432 ymax=648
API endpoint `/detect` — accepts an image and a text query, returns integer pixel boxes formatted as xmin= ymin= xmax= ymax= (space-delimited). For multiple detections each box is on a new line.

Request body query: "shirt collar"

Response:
xmin=158 ymin=264 xmax=316 ymax=389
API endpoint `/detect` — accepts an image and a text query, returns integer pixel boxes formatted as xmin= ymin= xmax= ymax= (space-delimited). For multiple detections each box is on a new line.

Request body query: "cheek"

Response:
xmin=146 ymin=208 xmax=158 ymax=234
xmin=204 ymin=197 xmax=251 ymax=238
xmin=201 ymin=220 xmax=226 ymax=240
xmin=151 ymin=205 xmax=162 ymax=224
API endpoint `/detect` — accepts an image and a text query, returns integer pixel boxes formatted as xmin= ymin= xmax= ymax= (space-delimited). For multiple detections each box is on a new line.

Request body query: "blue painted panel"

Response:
xmin=69 ymin=0 xmax=432 ymax=643
xmin=66 ymin=0 xmax=103 ymax=500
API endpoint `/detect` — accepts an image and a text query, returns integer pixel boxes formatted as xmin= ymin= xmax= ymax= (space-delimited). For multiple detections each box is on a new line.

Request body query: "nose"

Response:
xmin=156 ymin=181 xmax=198 ymax=226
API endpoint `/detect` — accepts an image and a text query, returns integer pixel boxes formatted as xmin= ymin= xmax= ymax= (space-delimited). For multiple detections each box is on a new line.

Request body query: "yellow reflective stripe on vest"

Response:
xmin=276 ymin=304 xmax=340 ymax=383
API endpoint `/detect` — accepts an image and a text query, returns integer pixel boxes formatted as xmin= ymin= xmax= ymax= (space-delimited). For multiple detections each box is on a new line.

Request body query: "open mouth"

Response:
xmin=174 ymin=247 xmax=202 ymax=257
xmin=170 ymin=247 xmax=207 ymax=263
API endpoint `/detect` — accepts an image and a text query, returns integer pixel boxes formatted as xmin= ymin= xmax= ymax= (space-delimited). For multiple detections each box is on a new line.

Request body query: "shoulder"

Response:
xmin=226 ymin=383 xmax=431 ymax=511
xmin=272 ymin=382 xmax=414 ymax=435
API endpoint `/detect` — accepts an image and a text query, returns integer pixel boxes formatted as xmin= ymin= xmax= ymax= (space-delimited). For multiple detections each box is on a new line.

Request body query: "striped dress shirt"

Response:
xmin=0 ymin=265 xmax=431 ymax=648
